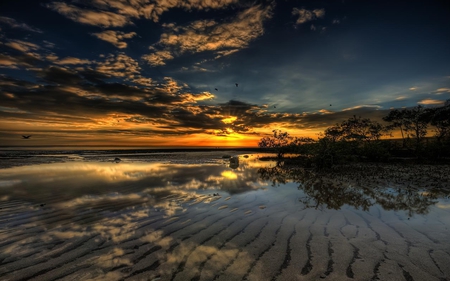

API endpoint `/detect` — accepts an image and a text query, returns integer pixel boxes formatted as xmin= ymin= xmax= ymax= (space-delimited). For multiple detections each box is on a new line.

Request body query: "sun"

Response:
xmin=222 ymin=116 xmax=237 ymax=124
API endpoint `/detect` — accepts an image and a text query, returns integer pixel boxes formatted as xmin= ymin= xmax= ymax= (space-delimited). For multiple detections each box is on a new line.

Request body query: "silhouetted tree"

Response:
xmin=402 ymin=105 xmax=432 ymax=152
xmin=258 ymin=130 xmax=293 ymax=159
xmin=383 ymin=109 xmax=408 ymax=147
xmin=430 ymin=99 xmax=450 ymax=143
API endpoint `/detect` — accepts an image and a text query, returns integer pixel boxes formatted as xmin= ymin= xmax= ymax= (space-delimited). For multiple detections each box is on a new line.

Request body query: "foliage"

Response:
xmin=383 ymin=109 xmax=408 ymax=147
xmin=258 ymin=130 xmax=293 ymax=159
xmin=259 ymin=100 xmax=450 ymax=167
xmin=430 ymin=100 xmax=450 ymax=143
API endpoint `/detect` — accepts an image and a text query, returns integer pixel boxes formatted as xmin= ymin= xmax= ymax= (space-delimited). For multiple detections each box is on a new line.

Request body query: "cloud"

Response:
xmin=142 ymin=50 xmax=174 ymax=66
xmin=47 ymin=0 xmax=237 ymax=27
xmin=54 ymin=57 xmax=92 ymax=65
xmin=0 ymin=68 xmax=405 ymax=144
xmin=418 ymin=99 xmax=445 ymax=105
xmin=1 ymin=39 xmax=47 ymax=64
xmin=96 ymin=53 xmax=141 ymax=78
xmin=342 ymin=104 xmax=381 ymax=111
xmin=318 ymin=109 xmax=333 ymax=114
xmin=0 ymin=106 xmax=28 ymax=114
xmin=292 ymin=8 xmax=325 ymax=25
xmin=0 ymin=16 xmax=42 ymax=33
xmin=4 ymin=39 xmax=40 ymax=52
xmin=47 ymin=2 xmax=132 ymax=27
xmin=92 ymin=30 xmax=137 ymax=49
xmin=143 ymin=5 xmax=272 ymax=66
xmin=214 ymin=49 xmax=239 ymax=59
xmin=0 ymin=54 xmax=20 ymax=69
xmin=436 ymin=88 xmax=450 ymax=93
xmin=43 ymin=40 xmax=56 ymax=48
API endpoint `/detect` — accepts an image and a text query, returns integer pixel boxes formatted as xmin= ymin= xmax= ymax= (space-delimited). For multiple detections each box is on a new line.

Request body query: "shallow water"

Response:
xmin=0 ymin=153 xmax=449 ymax=281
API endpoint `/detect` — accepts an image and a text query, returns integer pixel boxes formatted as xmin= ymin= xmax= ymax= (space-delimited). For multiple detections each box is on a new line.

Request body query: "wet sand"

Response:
xmin=0 ymin=155 xmax=449 ymax=280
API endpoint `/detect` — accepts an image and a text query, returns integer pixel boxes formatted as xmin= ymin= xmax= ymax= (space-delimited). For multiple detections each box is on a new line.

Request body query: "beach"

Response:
xmin=0 ymin=151 xmax=449 ymax=281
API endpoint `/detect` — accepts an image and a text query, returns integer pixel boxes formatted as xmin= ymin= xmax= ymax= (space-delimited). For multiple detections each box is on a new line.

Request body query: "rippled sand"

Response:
xmin=0 ymin=154 xmax=449 ymax=280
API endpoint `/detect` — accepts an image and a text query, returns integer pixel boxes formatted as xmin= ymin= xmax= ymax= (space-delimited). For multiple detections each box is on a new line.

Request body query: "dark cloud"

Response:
xmin=0 ymin=16 xmax=42 ymax=33
xmin=37 ymin=66 xmax=83 ymax=85
xmin=78 ymin=69 xmax=110 ymax=84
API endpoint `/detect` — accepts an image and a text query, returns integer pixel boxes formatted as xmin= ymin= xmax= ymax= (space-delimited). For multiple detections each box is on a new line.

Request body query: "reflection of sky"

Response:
xmin=0 ymin=155 xmax=272 ymax=214
xmin=1 ymin=155 xmax=450 ymax=280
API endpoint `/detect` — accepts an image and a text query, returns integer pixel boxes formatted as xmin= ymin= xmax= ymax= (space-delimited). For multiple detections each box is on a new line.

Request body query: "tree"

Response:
xmin=430 ymin=99 xmax=450 ymax=143
xmin=383 ymin=109 xmax=407 ymax=147
xmin=258 ymin=130 xmax=293 ymax=159
xmin=290 ymin=136 xmax=316 ymax=155
xmin=321 ymin=116 xmax=389 ymax=160
xmin=402 ymin=105 xmax=432 ymax=151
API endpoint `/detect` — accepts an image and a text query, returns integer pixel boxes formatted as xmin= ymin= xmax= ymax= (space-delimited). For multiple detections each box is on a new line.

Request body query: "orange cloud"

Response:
xmin=418 ymin=99 xmax=445 ymax=105
xmin=47 ymin=2 xmax=131 ymax=27
xmin=143 ymin=5 xmax=272 ymax=66
xmin=142 ymin=50 xmax=174 ymax=66
xmin=55 ymin=57 xmax=92 ymax=65
xmin=0 ymin=54 xmax=20 ymax=69
xmin=92 ymin=30 xmax=137 ymax=49
xmin=342 ymin=104 xmax=381 ymax=111
xmin=318 ymin=109 xmax=333 ymax=114
xmin=436 ymin=88 xmax=450 ymax=93
xmin=292 ymin=8 xmax=325 ymax=25
xmin=5 ymin=39 xmax=40 ymax=52
xmin=96 ymin=53 xmax=141 ymax=78
xmin=47 ymin=0 xmax=238 ymax=27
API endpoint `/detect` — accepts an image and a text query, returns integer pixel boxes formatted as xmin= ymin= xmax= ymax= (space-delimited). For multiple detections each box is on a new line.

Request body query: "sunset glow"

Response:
xmin=0 ymin=0 xmax=449 ymax=147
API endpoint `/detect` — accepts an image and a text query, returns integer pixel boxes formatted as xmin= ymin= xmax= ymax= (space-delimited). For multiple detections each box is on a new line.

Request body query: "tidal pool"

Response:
xmin=0 ymin=153 xmax=449 ymax=281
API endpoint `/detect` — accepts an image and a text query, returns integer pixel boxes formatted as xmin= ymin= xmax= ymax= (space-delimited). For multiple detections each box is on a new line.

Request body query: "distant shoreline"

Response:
xmin=0 ymin=146 xmax=261 ymax=152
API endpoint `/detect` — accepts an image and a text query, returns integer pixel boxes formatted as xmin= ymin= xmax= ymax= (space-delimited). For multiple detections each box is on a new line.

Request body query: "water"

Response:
xmin=0 ymin=152 xmax=449 ymax=280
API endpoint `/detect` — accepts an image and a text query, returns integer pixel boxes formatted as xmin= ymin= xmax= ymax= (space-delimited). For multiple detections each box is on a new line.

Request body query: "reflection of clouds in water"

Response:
xmin=141 ymin=230 xmax=173 ymax=248
xmin=79 ymin=271 xmax=124 ymax=281
xmin=158 ymin=242 xmax=250 ymax=278
xmin=0 ymin=179 xmax=22 ymax=187
xmin=56 ymin=193 xmax=149 ymax=208
xmin=436 ymin=203 xmax=450 ymax=209
xmin=0 ymin=162 xmax=171 ymax=182
xmin=0 ymin=156 xmax=271 ymax=207
xmin=87 ymin=247 xmax=132 ymax=268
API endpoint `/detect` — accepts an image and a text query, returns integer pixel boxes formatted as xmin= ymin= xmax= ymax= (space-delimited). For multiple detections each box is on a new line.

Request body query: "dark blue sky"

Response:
xmin=1 ymin=0 xmax=449 ymax=146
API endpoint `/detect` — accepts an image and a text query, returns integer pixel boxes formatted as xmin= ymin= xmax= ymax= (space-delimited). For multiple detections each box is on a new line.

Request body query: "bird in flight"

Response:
xmin=330 ymin=104 xmax=332 ymax=106
xmin=22 ymin=135 xmax=31 ymax=139
xmin=215 ymin=88 xmax=218 ymax=91
xmin=235 ymin=83 xmax=238 ymax=87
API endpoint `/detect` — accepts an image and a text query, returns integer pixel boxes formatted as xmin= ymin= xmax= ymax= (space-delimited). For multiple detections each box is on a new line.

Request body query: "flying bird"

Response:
xmin=330 ymin=104 xmax=332 ymax=106
xmin=22 ymin=135 xmax=31 ymax=139
xmin=215 ymin=88 xmax=218 ymax=91
xmin=235 ymin=83 xmax=238 ymax=87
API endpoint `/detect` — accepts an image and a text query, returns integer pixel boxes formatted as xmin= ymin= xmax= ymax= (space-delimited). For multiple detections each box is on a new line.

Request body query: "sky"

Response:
xmin=1 ymin=0 xmax=449 ymax=147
